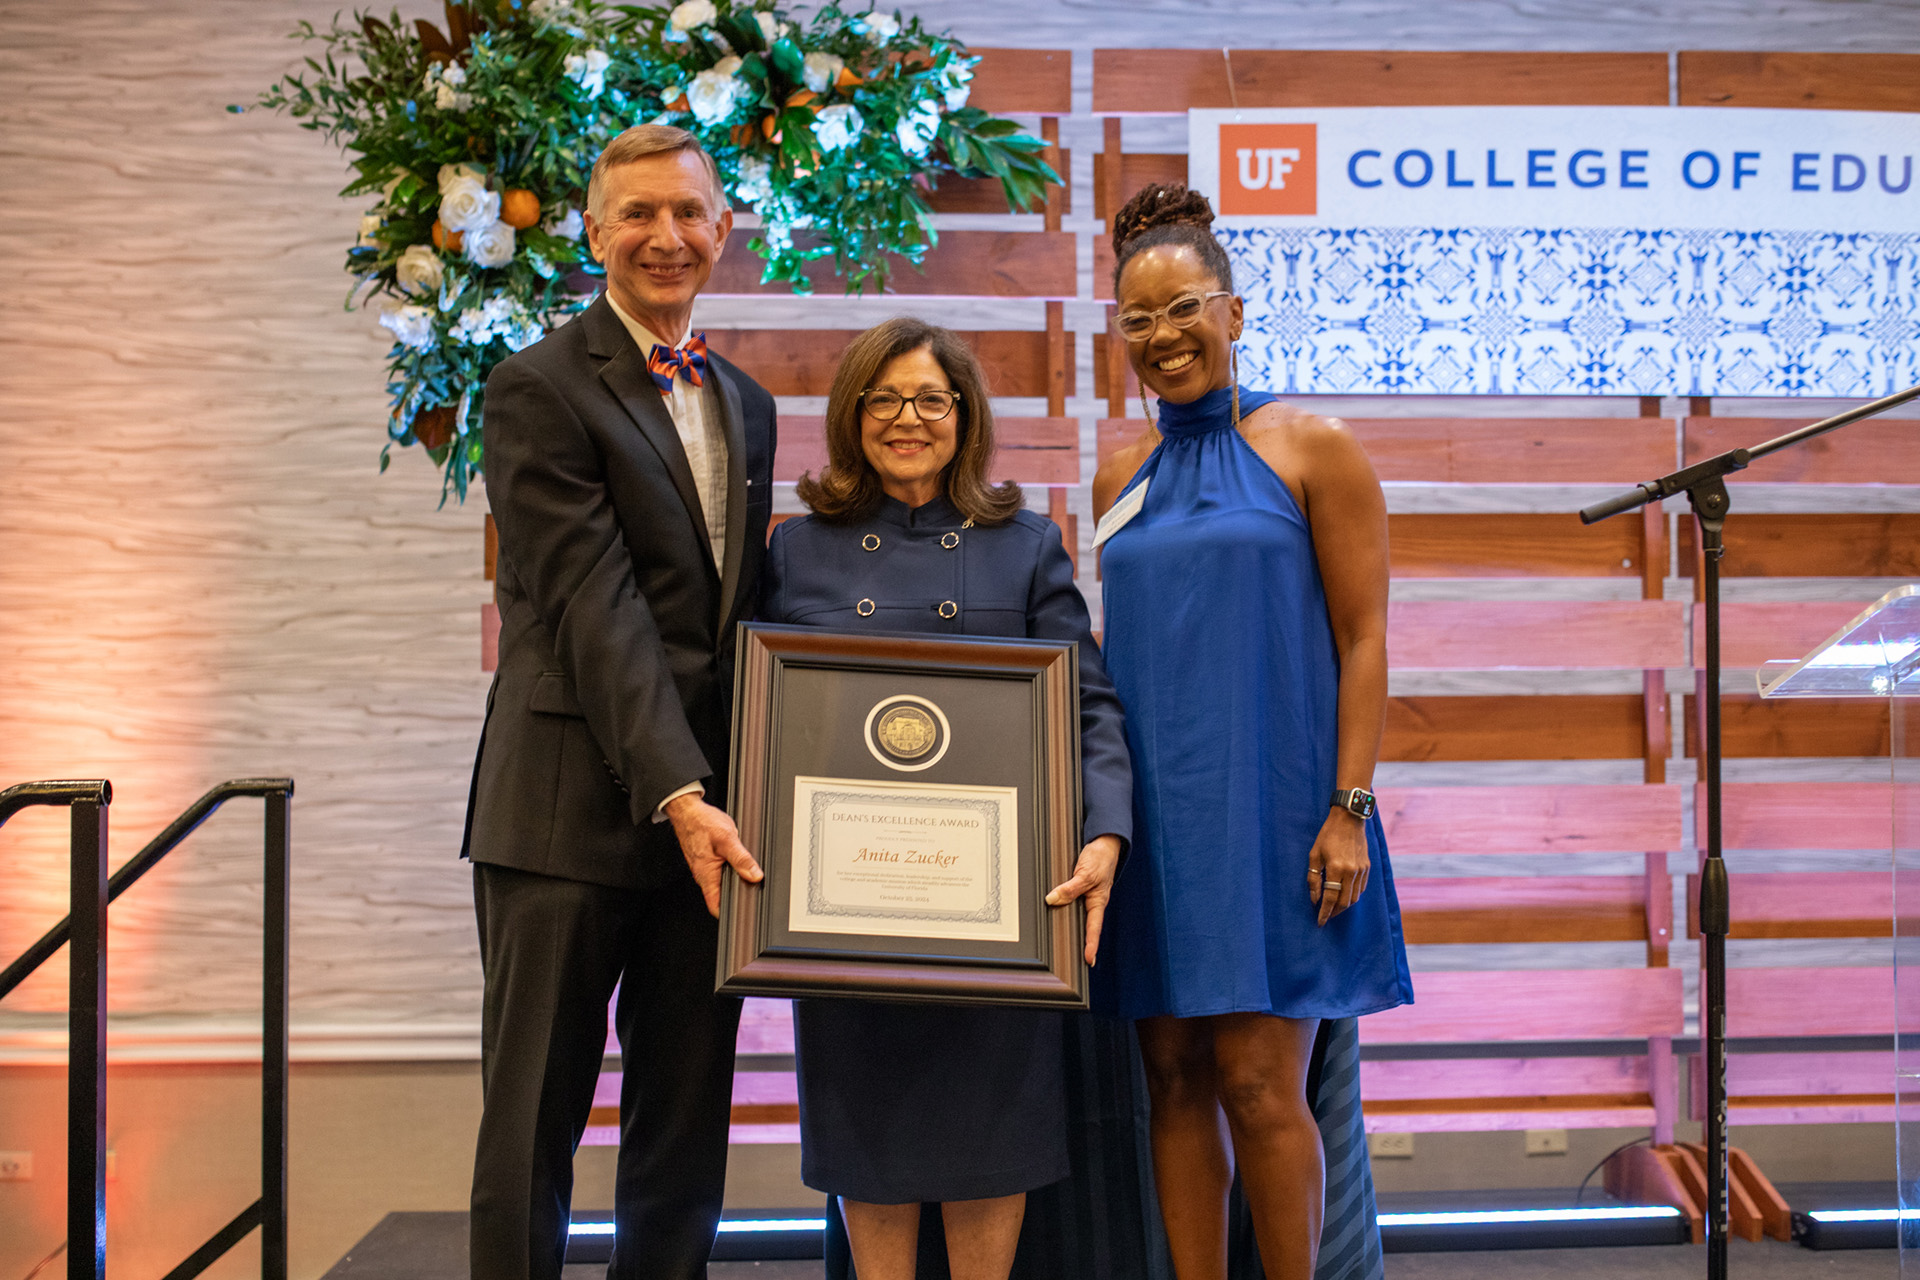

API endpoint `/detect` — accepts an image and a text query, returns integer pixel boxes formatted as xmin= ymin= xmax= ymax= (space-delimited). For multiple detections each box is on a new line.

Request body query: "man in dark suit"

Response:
xmin=463 ymin=124 xmax=775 ymax=1280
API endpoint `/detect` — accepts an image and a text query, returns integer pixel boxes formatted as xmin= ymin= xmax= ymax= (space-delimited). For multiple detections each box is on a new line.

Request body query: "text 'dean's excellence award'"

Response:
xmin=717 ymin=624 xmax=1088 ymax=1008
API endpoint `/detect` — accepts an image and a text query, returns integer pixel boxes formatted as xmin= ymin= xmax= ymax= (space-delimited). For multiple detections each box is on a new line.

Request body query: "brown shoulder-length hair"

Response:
xmin=796 ymin=318 xmax=1024 ymax=526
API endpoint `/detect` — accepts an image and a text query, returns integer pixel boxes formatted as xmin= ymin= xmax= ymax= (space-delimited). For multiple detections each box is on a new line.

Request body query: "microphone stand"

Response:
xmin=1580 ymin=382 xmax=1920 ymax=1279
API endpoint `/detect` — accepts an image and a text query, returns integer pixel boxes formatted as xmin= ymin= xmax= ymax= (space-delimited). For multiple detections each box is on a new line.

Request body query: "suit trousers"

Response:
xmin=470 ymin=861 xmax=743 ymax=1280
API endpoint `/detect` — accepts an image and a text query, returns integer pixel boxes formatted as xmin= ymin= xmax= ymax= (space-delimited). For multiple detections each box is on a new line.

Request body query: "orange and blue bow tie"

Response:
xmin=647 ymin=333 xmax=708 ymax=393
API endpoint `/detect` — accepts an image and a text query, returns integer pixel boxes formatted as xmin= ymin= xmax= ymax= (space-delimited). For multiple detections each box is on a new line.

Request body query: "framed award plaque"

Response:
xmin=717 ymin=622 xmax=1088 ymax=1008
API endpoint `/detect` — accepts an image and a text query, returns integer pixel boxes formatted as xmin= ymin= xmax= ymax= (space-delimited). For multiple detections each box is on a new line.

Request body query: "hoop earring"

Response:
xmin=1230 ymin=343 xmax=1241 ymax=427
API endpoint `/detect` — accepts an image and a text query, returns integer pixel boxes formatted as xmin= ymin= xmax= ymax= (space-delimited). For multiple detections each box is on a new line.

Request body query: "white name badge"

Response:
xmin=1091 ymin=476 xmax=1149 ymax=550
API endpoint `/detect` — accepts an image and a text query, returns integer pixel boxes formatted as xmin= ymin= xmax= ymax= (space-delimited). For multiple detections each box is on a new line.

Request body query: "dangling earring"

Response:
xmin=1230 ymin=341 xmax=1242 ymax=427
xmin=1139 ymin=386 xmax=1155 ymax=428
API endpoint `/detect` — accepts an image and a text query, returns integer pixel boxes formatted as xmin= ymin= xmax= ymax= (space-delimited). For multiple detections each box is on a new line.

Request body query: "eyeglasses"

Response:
xmin=861 ymin=389 xmax=961 ymax=422
xmin=1113 ymin=290 xmax=1231 ymax=342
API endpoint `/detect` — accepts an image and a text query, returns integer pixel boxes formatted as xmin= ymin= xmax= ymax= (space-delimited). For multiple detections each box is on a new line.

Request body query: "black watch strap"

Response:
xmin=1332 ymin=787 xmax=1376 ymax=819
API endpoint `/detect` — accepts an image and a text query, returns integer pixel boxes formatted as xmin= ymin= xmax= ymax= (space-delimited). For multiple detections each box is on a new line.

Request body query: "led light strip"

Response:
xmin=1376 ymin=1207 xmax=1683 ymax=1226
xmin=567 ymin=1218 xmax=831 ymax=1237
xmin=571 ymin=1207 xmax=1684 ymax=1238
xmin=1806 ymin=1208 xmax=1915 ymax=1222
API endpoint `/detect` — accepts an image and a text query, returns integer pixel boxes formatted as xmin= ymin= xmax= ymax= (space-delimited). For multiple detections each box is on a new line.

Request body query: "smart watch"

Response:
xmin=1331 ymin=787 xmax=1376 ymax=820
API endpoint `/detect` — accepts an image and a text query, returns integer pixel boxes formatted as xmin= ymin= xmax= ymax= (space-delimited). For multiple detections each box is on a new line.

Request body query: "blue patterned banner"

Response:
xmin=1189 ymin=108 xmax=1920 ymax=396
xmin=1223 ymin=224 xmax=1920 ymax=397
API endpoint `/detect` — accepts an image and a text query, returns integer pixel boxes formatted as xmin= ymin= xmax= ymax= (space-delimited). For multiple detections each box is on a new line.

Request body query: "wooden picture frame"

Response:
xmin=718 ymin=623 xmax=1087 ymax=1008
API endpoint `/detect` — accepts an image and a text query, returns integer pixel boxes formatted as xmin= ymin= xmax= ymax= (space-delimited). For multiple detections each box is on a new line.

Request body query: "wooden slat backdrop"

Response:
xmin=1701 ymin=600 xmax=1884 ymax=668
xmin=1390 ymin=514 xmax=1646 ymax=578
xmin=705 ymin=330 xmax=1069 ymax=399
xmin=1389 ymin=601 xmax=1684 ymax=669
xmin=1678 ymin=513 xmax=1920 ymax=578
xmin=1678 ymin=51 xmax=1920 ymax=111
xmin=1685 ymin=872 xmax=1892 ymax=940
xmin=1684 ymin=417 xmax=1920 ymax=484
xmin=706 ymin=229 xmax=1077 ymax=298
xmin=1384 ymin=694 xmax=1648 ymax=761
xmin=1359 ymin=969 xmax=1685 ymax=1043
xmin=1726 ymin=967 xmax=1905 ymax=1038
xmin=1398 ymin=876 xmax=1647 ymax=945
xmin=1712 ymin=782 xmax=1902 ymax=851
xmin=1379 ymin=785 xmax=1684 ymax=856
xmin=1091 ymin=50 xmax=1671 ymax=113
xmin=1682 ymin=694 xmax=1892 ymax=758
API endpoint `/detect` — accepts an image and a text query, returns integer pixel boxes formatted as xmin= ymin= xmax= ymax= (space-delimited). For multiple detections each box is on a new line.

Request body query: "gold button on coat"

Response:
xmin=861 ymin=534 xmax=881 ymax=551
xmin=940 ymin=532 xmax=960 ymax=549
xmin=857 ymin=599 xmax=876 ymax=617
xmin=938 ymin=601 xmax=958 ymax=619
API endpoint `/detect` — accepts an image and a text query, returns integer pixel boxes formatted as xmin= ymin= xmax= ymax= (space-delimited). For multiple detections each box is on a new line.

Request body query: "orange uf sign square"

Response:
xmin=1220 ymin=123 xmax=1317 ymax=216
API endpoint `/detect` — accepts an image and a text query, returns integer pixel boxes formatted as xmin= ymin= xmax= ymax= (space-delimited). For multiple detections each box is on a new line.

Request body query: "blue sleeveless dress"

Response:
xmin=1091 ymin=385 xmax=1412 ymax=1022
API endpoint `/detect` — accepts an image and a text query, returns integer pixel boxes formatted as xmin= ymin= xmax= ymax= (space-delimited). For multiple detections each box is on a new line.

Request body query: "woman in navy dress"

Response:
xmin=761 ymin=317 xmax=1133 ymax=1280
xmin=1090 ymin=184 xmax=1414 ymax=1279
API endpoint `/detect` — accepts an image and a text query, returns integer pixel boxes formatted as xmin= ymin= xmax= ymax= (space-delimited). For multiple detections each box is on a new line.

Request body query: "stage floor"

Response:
xmin=325 ymin=1213 xmax=1897 ymax=1279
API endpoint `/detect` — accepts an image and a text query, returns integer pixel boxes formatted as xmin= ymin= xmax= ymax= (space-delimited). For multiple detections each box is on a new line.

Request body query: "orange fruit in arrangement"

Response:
xmin=431 ymin=220 xmax=465 ymax=252
xmin=786 ymin=89 xmax=817 ymax=108
xmin=412 ymin=406 xmax=456 ymax=450
xmin=499 ymin=188 xmax=540 ymax=229
xmin=760 ymin=113 xmax=782 ymax=142
xmin=835 ymin=67 xmax=864 ymax=87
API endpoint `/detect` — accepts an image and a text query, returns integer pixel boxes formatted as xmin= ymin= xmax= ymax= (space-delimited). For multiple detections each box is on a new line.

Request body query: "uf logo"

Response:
xmin=1220 ymin=123 xmax=1317 ymax=216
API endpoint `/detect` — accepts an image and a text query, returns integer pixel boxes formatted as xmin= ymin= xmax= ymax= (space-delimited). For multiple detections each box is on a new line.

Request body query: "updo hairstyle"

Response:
xmin=1110 ymin=182 xmax=1235 ymax=296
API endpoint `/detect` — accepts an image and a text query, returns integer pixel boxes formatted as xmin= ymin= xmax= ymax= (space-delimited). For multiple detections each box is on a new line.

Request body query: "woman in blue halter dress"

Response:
xmin=1090 ymin=184 xmax=1412 ymax=1280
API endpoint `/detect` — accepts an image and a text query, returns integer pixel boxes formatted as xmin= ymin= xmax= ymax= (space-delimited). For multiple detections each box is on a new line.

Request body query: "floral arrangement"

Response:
xmin=254 ymin=0 xmax=1058 ymax=500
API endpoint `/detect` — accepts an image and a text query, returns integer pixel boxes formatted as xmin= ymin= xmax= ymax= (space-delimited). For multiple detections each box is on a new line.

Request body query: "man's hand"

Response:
xmin=1045 ymin=834 xmax=1124 ymax=966
xmin=665 ymin=793 xmax=763 ymax=917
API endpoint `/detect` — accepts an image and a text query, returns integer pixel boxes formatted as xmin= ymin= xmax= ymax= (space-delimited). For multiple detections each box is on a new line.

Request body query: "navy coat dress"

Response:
xmin=762 ymin=494 xmax=1133 ymax=1203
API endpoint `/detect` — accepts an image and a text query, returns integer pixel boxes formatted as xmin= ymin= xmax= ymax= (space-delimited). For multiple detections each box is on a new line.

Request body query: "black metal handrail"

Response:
xmin=0 ymin=777 xmax=293 ymax=1280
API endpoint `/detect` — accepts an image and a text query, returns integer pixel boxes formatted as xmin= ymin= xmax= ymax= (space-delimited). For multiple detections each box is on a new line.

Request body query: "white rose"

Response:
xmin=894 ymin=102 xmax=940 ymax=158
xmin=858 ymin=11 xmax=900 ymax=42
xmin=754 ymin=11 xmax=785 ymax=43
xmin=464 ymin=220 xmax=517 ymax=269
xmin=437 ymin=162 xmax=484 ymax=194
xmin=940 ymin=64 xmax=973 ymax=112
xmin=394 ymin=244 xmax=445 ymax=295
xmin=668 ymin=0 xmax=717 ymax=31
xmin=811 ymin=103 xmax=863 ymax=152
xmin=732 ymin=154 xmax=773 ymax=206
xmin=440 ymin=62 xmax=466 ymax=87
xmin=686 ymin=66 xmax=744 ymax=126
xmin=542 ymin=208 xmax=584 ymax=239
xmin=713 ymin=54 xmax=743 ymax=76
xmin=564 ymin=49 xmax=611 ymax=97
xmin=801 ymin=51 xmax=844 ymax=94
xmin=439 ymin=175 xmax=500 ymax=234
xmin=433 ymin=81 xmax=473 ymax=112
xmin=378 ymin=304 xmax=436 ymax=351
xmin=357 ymin=213 xmax=383 ymax=247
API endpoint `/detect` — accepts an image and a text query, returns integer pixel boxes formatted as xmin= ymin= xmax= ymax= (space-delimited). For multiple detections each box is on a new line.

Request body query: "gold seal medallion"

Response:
xmin=875 ymin=705 xmax=937 ymax=759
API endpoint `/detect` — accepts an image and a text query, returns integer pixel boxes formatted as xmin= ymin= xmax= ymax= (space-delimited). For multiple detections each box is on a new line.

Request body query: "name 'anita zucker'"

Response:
xmin=851 ymin=846 xmax=963 ymax=869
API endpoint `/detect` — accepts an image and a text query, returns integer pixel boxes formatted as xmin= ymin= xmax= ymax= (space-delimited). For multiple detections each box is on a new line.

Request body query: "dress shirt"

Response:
xmin=605 ymin=293 xmax=729 ymax=573
xmin=606 ymin=294 xmax=731 ymax=821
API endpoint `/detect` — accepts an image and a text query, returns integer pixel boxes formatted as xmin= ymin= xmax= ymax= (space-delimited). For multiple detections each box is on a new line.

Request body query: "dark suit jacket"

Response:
xmin=464 ymin=296 xmax=776 ymax=891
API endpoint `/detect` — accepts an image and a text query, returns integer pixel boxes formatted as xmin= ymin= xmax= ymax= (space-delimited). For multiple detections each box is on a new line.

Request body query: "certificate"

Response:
xmin=717 ymin=624 xmax=1087 ymax=1009
xmin=788 ymin=777 xmax=1020 ymax=943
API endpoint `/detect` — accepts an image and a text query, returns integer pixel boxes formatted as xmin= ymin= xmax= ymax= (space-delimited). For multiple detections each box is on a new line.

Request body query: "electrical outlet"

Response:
xmin=1525 ymin=1128 xmax=1569 ymax=1156
xmin=0 ymin=1151 xmax=32 ymax=1180
xmin=1368 ymin=1131 xmax=1415 ymax=1159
